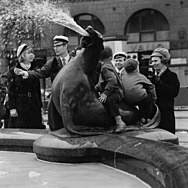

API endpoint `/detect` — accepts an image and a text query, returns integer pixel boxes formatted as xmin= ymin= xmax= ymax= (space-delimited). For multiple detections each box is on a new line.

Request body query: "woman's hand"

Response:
xmin=14 ymin=68 xmax=29 ymax=79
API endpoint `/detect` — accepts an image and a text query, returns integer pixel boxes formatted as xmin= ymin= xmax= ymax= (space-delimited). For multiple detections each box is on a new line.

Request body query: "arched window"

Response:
xmin=125 ymin=9 xmax=169 ymax=43
xmin=64 ymin=14 xmax=105 ymax=47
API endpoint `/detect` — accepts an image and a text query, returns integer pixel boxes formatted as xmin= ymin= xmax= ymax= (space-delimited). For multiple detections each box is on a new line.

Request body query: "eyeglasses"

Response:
xmin=150 ymin=60 xmax=159 ymax=63
xmin=53 ymin=43 xmax=67 ymax=48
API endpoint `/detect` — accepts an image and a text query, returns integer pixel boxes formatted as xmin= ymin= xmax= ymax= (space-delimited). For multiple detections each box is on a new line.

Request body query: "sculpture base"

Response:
xmin=0 ymin=128 xmax=187 ymax=188
xmin=33 ymin=128 xmax=188 ymax=188
xmin=33 ymin=128 xmax=178 ymax=163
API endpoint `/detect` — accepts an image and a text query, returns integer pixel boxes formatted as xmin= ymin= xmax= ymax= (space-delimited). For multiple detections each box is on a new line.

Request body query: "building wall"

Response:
xmin=1 ymin=0 xmax=188 ymax=88
xmin=59 ymin=0 xmax=188 ymax=87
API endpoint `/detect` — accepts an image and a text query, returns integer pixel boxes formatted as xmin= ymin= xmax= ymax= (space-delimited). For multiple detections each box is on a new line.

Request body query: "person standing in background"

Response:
xmin=7 ymin=44 xmax=45 ymax=129
xmin=150 ymin=48 xmax=180 ymax=134
xmin=0 ymin=74 xmax=9 ymax=128
xmin=15 ymin=35 xmax=71 ymax=83
xmin=113 ymin=52 xmax=127 ymax=79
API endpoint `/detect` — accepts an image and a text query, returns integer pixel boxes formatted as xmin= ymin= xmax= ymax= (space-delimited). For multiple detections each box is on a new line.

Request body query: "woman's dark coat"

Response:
xmin=7 ymin=62 xmax=45 ymax=129
xmin=153 ymin=68 xmax=180 ymax=134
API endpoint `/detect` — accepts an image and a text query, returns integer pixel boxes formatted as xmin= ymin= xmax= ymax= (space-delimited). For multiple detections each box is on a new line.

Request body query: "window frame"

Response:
xmin=125 ymin=9 xmax=169 ymax=43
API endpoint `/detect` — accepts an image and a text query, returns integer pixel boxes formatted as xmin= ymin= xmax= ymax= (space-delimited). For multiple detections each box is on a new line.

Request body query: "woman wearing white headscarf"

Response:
xmin=7 ymin=44 xmax=45 ymax=129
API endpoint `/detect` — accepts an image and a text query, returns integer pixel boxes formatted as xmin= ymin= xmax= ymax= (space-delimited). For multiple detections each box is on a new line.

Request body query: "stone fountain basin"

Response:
xmin=0 ymin=128 xmax=188 ymax=188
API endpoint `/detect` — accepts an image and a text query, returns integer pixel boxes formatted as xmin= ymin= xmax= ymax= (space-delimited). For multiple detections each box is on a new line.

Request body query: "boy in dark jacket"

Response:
xmin=122 ymin=58 xmax=157 ymax=124
xmin=95 ymin=46 xmax=126 ymax=133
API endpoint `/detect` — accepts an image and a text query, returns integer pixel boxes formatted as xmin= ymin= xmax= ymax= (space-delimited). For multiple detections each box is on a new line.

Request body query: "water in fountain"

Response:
xmin=0 ymin=0 xmax=89 ymax=46
xmin=22 ymin=0 xmax=89 ymax=36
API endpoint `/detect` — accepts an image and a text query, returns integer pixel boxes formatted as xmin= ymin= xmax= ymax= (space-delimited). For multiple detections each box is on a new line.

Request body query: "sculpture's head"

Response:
xmin=80 ymin=26 xmax=103 ymax=50
xmin=80 ymin=26 xmax=104 ymax=74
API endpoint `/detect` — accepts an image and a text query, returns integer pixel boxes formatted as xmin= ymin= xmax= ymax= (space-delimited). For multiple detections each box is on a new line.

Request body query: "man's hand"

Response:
xmin=14 ymin=68 xmax=29 ymax=79
xmin=98 ymin=93 xmax=107 ymax=103
xmin=10 ymin=109 xmax=18 ymax=117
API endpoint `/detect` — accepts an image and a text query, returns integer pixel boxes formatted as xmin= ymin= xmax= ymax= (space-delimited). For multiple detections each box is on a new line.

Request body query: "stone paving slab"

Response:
xmin=0 ymin=129 xmax=48 ymax=139
xmin=176 ymin=131 xmax=188 ymax=148
xmin=0 ymin=129 xmax=49 ymax=152
xmin=174 ymin=110 xmax=188 ymax=148
xmin=176 ymin=119 xmax=188 ymax=130
xmin=175 ymin=110 xmax=188 ymax=118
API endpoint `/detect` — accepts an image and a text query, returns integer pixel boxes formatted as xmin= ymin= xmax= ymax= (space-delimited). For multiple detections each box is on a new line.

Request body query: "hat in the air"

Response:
xmin=113 ymin=52 xmax=127 ymax=60
xmin=53 ymin=35 xmax=69 ymax=44
xmin=17 ymin=44 xmax=28 ymax=57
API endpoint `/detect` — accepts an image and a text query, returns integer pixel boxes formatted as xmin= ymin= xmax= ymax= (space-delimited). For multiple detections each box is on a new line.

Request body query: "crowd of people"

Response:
xmin=0 ymin=34 xmax=180 ymax=134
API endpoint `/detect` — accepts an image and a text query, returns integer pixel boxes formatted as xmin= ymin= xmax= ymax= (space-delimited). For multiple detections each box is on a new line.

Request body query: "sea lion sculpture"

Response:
xmin=49 ymin=26 xmax=159 ymax=136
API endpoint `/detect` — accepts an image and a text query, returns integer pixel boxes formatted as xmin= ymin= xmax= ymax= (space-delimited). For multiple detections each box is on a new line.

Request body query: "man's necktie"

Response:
xmin=117 ymin=72 xmax=121 ymax=80
xmin=62 ymin=58 xmax=66 ymax=67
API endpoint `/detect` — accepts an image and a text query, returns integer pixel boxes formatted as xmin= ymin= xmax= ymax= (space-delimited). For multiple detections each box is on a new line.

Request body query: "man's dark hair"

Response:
xmin=100 ymin=46 xmax=113 ymax=61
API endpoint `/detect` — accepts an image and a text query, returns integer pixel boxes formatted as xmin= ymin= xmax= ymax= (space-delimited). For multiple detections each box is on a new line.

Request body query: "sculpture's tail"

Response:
xmin=141 ymin=104 xmax=160 ymax=129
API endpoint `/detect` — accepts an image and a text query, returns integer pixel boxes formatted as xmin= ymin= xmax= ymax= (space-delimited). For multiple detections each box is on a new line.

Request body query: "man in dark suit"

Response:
xmin=16 ymin=35 xmax=71 ymax=82
xmin=150 ymin=48 xmax=180 ymax=134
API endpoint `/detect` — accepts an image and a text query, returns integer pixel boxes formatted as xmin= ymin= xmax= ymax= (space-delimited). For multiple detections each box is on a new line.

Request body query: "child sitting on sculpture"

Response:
xmin=122 ymin=58 xmax=157 ymax=124
xmin=95 ymin=46 xmax=126 ymax=133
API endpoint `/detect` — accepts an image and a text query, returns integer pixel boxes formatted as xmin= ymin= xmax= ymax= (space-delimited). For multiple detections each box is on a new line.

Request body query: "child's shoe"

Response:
xmin=115 ymin=121 xmax=127 ymax=133
xmin=146 ymin=118 xmax=151 ymax=123
xmin=114 ymin=116 xmax=127 ymax=133
xmin=141 ymin=118 xmax=146 ymax=124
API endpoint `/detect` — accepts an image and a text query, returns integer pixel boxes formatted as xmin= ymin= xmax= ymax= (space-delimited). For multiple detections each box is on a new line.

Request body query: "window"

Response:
xmin=125 ymin=9 xmax=169 ymax=43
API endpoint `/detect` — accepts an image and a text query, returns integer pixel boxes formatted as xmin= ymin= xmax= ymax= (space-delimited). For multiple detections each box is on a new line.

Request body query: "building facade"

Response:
xmin=65 ymin=0 xmax=188 ymax=88
xmin=1 ymin=0 xmax=188 ymax=100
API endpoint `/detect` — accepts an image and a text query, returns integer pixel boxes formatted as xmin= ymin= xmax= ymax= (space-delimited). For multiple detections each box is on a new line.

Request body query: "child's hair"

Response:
xmin=100 ymin=46 xmax=113 ymax=61
xmin=124 ymin=58 xmax=139 ymax=73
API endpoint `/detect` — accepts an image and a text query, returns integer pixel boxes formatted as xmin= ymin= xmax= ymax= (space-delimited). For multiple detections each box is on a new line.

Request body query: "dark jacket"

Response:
xmin=28 ymin=56 xmax=72 ymax=82
xmin=153 ymin=68 xmax=180 ymax=134
xmin=96 ymin=61 xmax=124 ymax=98
xmin=7 ymin=62 xmax=44 ymax=129
xmin=0 ymin=83 xmax=7 ymax=120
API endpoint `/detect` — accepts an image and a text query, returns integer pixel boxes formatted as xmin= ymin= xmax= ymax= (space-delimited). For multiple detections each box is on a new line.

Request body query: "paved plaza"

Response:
xmin=175 ymin=108 xmax=188 ymax=148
